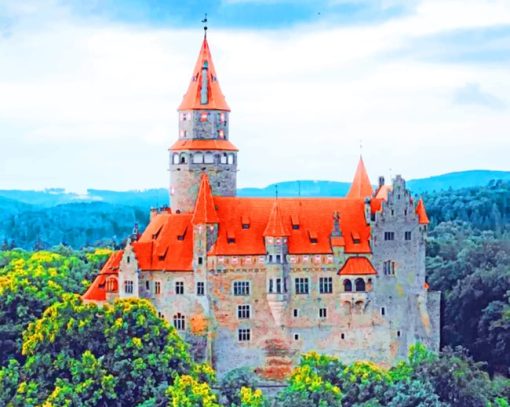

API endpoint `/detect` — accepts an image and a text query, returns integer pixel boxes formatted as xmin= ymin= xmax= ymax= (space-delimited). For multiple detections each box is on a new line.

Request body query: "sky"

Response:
xmin=0 ymin=0 xmax=509 ymax=192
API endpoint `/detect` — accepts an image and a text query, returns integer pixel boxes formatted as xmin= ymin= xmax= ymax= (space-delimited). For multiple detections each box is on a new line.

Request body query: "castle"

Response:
xmin=83 ymin=33 xmax=440 ymax=380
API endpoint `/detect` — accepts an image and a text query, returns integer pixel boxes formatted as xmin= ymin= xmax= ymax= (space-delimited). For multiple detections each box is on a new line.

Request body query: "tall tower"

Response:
xmin=169 ymin=33 xmax=238 ymax=213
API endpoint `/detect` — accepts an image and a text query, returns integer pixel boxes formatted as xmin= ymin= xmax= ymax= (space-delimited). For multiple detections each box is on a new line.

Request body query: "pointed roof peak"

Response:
xmin=416 ymin=198 xmax=430 ymax=225
xmin=263 ymin=199 xmax=289 ymax=237
xmin=346 ymin=155 xmax=374 ymax=199
xmin=178 ymin=36 xmax=230 ymax=112
xmin=192 ymin=174 xmax=219 ymax=225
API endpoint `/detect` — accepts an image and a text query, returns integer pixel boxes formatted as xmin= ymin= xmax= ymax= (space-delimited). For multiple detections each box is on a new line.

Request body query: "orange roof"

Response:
xmin=82 ymin=250 xmax=123 ymax=301
xmin=134 ymin=212 xmax=194 ymax=271
xmin=210 ymin=197 xmax=371 ymax=255
xmin=169 ymin=139 xmax=238 ymax=151
xmin=178 ymin=37 xmax=230 ymax=111
xmin=416 ymin=198 xmax=429 ymax=224
xmin=338 ymin=256 xmax=377 ymax=276
xmin=375 ymin=184 xmax=392 ymax=200
xmin=192 ymin=174 xmax=219 ymax=225
xmin=263 ymin=200 xmax=289 ymax=237
xmin=346 ymin=156 xmax=373 ymax=199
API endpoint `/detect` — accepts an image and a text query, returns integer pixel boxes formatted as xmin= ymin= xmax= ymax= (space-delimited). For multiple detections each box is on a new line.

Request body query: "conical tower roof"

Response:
xmin=415 ymin=198 xmax=430 ymax=225
xmin=346 ymin=156 xmax=373 ymax=199
xmin=192 ymin=174 xmax=219 ymax=225
xmin=263 ymin=200 xmax=289 ymax=237
xmin=178 ymin=37 xmax=230 ymax=111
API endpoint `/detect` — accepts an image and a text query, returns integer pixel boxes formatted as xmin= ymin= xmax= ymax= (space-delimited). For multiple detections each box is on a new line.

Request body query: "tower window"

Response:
xmin=319 ymin=277 xmax=333 ymax=294
xmin=193 ymin=153 xmax=204 ymax=164
xmin=238 ymin=328 xmax=251 ymax=342
xmin=384 ymin=232 xmax=395 ymax=241
xmin=343 ymin=279 xmax=352 ymax=292
xmin=233 ymin=281 xmax=250 ymax=296
xmin=355 ymin=278 xmax=366 ymax=292
xmin=221 ymin=153 xmax=227 ymax=164
xmin=295 ymin=278 xmax=309 ymax=295
xmin=124 ymin=280 xmax=133 ymax=294
xmin=204 ymin=153 xmax=214 ymax=164
xmin=227 ymin=154 xmax=234 ymax=165
xmin=173 ymin=313 xmax=185 ymax=330
xmin=196 ymin=281 xmax=205 ymax=296
xmin=237 ymin=304 xmax=251 ymax=319
xmin=175 ymin=281 xmax=184 ymax=295
xmin=172 ymin=153 xmax=179 ymax=164
xmin=198 ymin=256 xmax=203 ymax=265
xmin=405 ymin=231 xmax=412 ymax=241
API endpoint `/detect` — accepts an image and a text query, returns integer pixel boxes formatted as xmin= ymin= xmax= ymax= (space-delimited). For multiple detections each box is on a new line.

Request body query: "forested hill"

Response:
xmin=1 ymin=177 xmax=509 ymax=250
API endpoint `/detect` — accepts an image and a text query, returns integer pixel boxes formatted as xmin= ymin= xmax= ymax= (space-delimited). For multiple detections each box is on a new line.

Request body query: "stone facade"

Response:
xmin=83 ymin=35 xmax=440 ymax=381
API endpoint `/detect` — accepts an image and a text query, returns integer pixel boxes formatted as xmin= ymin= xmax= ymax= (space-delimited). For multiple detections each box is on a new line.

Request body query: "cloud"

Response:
xmin=453 ymin=83 xmax=506 ymax=110
xmin=0 ymin=0 xmax=509 ymax=191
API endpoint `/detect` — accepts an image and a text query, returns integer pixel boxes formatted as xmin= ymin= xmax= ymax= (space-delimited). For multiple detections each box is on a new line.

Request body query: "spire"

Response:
xmin=263 ymin=200 xmax=289 ymax=237
xmin=415 ymin=198 xmax=430 ymax=225
xmin=178 ymin=36 xmax=230 ymax=111
xmin=346 ymin=156 xmax=374 ymax=199
xmin=192 ymin=174 xmax=219 ymax=225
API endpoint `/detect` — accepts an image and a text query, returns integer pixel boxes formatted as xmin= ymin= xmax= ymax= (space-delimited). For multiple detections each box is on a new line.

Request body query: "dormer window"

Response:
xmin=291 ymin=215 xmax=300 ymax=230
xmin=309 ymin=231 xmax=318 ymax=244
xmin=177 ymin=226 xmax=187 ymax=241
xmin=241 ymin=216 xmax=250 ymax=230
xmin=351 ymin=232 xmax=361 ymax=244
xmin=227 ymin=231 xmax=236 ymax=244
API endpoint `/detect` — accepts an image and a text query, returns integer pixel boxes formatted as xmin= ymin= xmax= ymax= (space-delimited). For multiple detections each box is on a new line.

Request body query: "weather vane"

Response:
xmin=202 ymin=13 xmax=208 ymax=38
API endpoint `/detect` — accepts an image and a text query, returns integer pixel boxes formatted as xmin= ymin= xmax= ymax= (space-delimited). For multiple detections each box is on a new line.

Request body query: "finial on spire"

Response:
xmin=202 ymin=13 xmax=208 ymax=38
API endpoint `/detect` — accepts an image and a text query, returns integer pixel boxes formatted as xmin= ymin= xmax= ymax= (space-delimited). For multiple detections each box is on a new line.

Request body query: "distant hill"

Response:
xmin=1 ymin=170 xmax=508 ymax=209
xmin=1 ymin=169 xmax=509 ymax=249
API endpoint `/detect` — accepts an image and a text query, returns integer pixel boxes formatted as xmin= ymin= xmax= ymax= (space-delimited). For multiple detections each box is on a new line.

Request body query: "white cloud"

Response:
xmin=0 ymin=0 xmax=509 ymax=191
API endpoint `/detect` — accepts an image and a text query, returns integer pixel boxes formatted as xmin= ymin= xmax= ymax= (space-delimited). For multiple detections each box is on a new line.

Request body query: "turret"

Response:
xmin=170 ymin=34 xmax=238 ymax=213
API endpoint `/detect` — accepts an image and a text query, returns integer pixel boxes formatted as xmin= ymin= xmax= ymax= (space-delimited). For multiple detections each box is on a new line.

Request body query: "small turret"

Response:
xmin=346 ymin=156 xmax=373 ymax=199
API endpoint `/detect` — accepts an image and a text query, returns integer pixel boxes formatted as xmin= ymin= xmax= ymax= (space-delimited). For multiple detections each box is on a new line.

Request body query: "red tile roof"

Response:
xmin=169 ymin=139 xmax=238 ymax=151
xmin=82 ymin=250 xmax=123 ymax=301
xmin=210 ymin=197 xmax=371 ymax=255
xmin=178 ymin=37 xmax=230 ymax=111
xmin=192 ymin=174 xmax=219 ymax=225
xmin=346 ymin=157 xmax=373 ymax=199
xmin=416 ymin=198 xmax=430 ymax=225
xmin=338 ymin=256 xmax=377 ymax=276
xmin=134 ymin=212 xmax=194 ymax=271
xmin=263 ymin=200 xmax=289 ymax=237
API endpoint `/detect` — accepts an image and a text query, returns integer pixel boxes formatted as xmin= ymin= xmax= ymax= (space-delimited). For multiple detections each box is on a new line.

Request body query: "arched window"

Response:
xmin=343 ymin=279 xmax=352 ymax=292
xmin=173 ymin=313 xmax=185 ymax=331
xmin=192 ymin=153 xmax=204 ymax=164
xmin=172 ymin=153 xmax=179 ymax=165
xmin=342 ymin=301 xmax=351 ymax=315
xmin=106 ymin=277 xmax=118 ymax=293
xmin=355 ymin=278 xmax=366 ymax=292
xmin=204 ymin=152 xmax=214 ymax=164
xmin=355 ymin=300 xmax=364 ymax=313
xmin=180 ymin=153 xmax=188 ymax=164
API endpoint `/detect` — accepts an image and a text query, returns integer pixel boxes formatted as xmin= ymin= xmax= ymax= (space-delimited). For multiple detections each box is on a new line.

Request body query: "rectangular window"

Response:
xmin=204 ymin=153 xmax=214 ymax=164
xmin=238 ymin=328 xmax=251 ymax=342
xmin=383 ymin=261 xmax=396 ymax=275
xmin=384 ymin=232 xmax=395 ymax=241
xmin=294 ymin=333 xmax=300 ymax=341
xmin=145 ymin=281 xmax=150 ymax=290
xmin=295 ymin=278 xmax=309 ymax=295
xmin=175 ymin=281 xmax=184 ymax=295
xmin=124 ymin=280 xmax=133 ymax=294
xmin=276 ymin=278 xmax=282 ymax=293
xmin=319 ymin=308 xmax=327 ymax=319
xmin=233 ymin=281 xmax=250 ymax=296
xmin=197 ymin=282 xmax=205 ymax=296
xmin=319 ymin=277 xmax=333 ymax=294
xmin=405 ymin=231 xmax=412 ymax=241
xmin=237 ymin=305 xmax=251 ymax=319
xmin=155 ymin=281 xmax=161 ymax=295
xmin=293 ymin=309 xmax=299 ymax=318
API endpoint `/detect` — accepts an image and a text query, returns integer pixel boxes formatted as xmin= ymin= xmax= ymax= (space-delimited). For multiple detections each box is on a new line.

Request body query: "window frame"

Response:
xmin=233 ymin=280 xmax=250 ymax=296
xmin=295 ymin=277 xmax=309 ymax=295
xmin=319 ymin=277 xmax=333 ymax=294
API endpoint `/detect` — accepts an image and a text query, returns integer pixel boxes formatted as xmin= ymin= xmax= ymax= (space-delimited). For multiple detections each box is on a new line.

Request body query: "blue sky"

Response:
xmin=0 ymin=0 xmax=509 ymax=191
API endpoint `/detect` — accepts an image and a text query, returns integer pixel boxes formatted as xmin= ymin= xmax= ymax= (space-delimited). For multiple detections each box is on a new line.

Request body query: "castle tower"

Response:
xmin=169 ymin=34 xmax=238 ymax=212
xmin=346 ymin=156 xmax=373 ymax=199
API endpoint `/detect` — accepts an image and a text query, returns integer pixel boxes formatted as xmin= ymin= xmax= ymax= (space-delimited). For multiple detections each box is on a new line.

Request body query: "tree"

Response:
xmin=219 ymin=367 xmax=259 ymax=406
xmin=166 ymin=374 xmax=219 ymax=407
xmin=8 ymin=295 xmax=194 ymax=406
